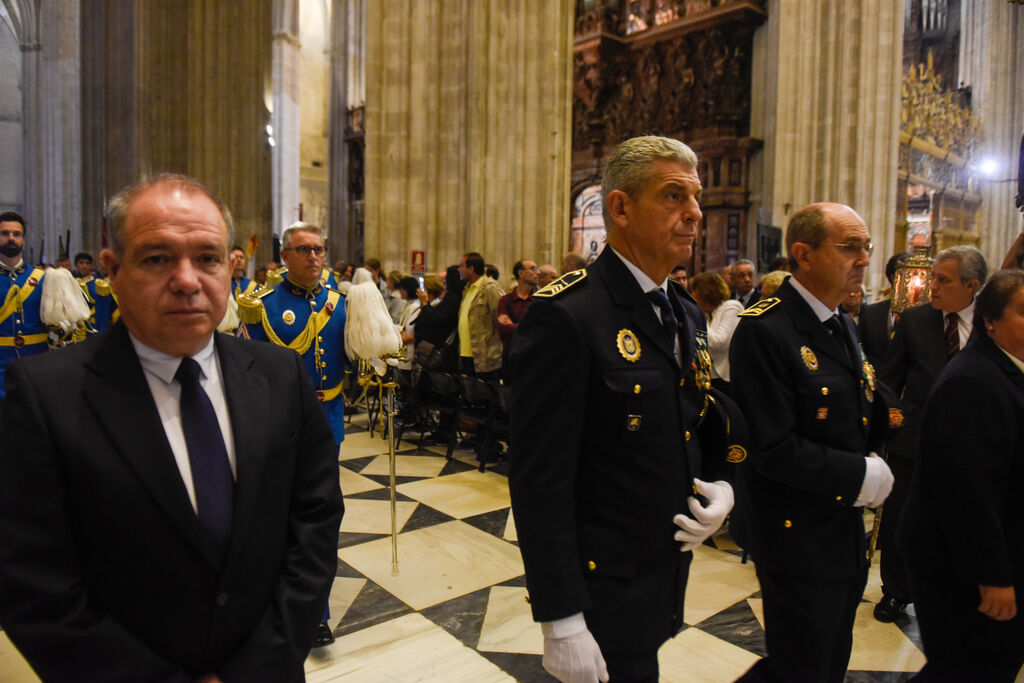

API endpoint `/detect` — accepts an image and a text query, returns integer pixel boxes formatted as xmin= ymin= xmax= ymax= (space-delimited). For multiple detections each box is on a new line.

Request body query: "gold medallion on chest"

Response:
xmin=800 ymin=346 xmax=819 ymax=371
xmin=616 ymin=329 xmax=641 ymax=362
xmin=282 ymin=309 xmax=296 ymax=325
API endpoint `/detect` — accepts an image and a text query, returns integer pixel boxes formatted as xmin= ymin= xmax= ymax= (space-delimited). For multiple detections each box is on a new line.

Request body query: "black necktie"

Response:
xmin=826 ymin=315 xmax=854 ymax=365
xmin=175 ymin=357 xmax=234 ymax=554
xmin=647 ymin=289 xmax=678 ymax=346
xmin=944 ymin=313 xmax=960 ymax=359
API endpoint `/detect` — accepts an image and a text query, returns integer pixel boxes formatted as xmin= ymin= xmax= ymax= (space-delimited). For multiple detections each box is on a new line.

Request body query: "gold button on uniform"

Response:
xmin=862 ymin=417 xmax=868 ymax=426
xmin=633 ymin=384 xmax=641 ymax=394
xmin=835 ymin=495 xmax=842 ymax=501
xmin=784 ymin=520 xmax=793 ymax=528
xmin=679 ymin=378 xmax=685 ymax=387
xmin=587 ymin=561 xmax=597 ymax=571
xmin=685 ymin=430 xmax=691 ymax=441
xmin=820 ymin=387 xmax=829 ymax=396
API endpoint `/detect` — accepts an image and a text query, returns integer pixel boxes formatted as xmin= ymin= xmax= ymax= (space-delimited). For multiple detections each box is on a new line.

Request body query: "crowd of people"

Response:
xmin=0 ymin=133 xmax=1022 ymax=683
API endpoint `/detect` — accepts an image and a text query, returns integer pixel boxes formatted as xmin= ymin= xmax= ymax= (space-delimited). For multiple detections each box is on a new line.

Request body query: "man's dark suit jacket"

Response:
xmin=898 ymin=331 xmax=1024 ymax=674
xmin=729 ymin=279 xmax=888 ymax=579
xmin=878 ymin=303 xmax=948 ymax=460
xmin=857 ymin=299 xmax=892 ymax=369
xmin=508 ymin=248 xmax=727 ymax=656
xmin=0 ymin=322 xmax=344 ymax=682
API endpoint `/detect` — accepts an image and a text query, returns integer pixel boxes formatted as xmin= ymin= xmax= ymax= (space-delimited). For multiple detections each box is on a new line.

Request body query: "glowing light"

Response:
xmin=977 ymin=158 xmax=1000 ymax=177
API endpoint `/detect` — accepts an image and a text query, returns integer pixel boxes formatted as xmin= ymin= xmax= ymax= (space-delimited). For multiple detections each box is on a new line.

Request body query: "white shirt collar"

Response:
xmin=997 ymin=340 xmax=1024 ymax=375
xmin=951 ymin=300 xmax=975 ymax=326
xmin=609 ymin=246 xmax=668 ymax=294
xmin=788 ymin=275 xmax=839 ymax=323
xmin=129 ymin=333 xmax=217 ymax=385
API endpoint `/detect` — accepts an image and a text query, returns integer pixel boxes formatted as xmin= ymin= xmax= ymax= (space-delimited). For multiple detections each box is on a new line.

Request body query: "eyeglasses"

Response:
xmin=282 ymin=245 xmax=326 ymax=257
xmin=828 ymin=241 xmax=874 ymax=257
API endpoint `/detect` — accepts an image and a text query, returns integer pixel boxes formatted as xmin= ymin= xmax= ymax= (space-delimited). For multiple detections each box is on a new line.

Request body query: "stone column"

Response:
xmin=272 ymin=0 xmax=301 ymax=237
xmin=750 ymin=0 xmax=904 ymax=292
xmin=959 ymin=2 xmax=1024 ymax=268
xmin=363 ymin=0 xmax=573 ymax=281
xmin=17 ymin=0 xmax=82 ymax=262
xmin=328 ymin=0 xmax=365 ymax=260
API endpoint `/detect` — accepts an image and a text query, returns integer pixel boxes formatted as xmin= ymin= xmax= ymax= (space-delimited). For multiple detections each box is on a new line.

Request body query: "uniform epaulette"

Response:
xmin=738 ymin=297 xmax=780 ymax=317
xmin=94 ymin=278 xmax=112 ymax=296
xmin=533 ymin=269 xmax=587 ymax=299
xmin=237 ymin=291 xmax=266 ymax=325
xmin=266 ymin=266 xmax=287 ymax=288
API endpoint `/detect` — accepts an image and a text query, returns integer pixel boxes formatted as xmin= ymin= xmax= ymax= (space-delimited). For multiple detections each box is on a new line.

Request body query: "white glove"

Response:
xmin=674 ymin=479 xmax=735 ymax=551
xmin=856 ymin=452 xmax=894 ymax=508
xmin=540 ymin=613 xmax=609 ymax=683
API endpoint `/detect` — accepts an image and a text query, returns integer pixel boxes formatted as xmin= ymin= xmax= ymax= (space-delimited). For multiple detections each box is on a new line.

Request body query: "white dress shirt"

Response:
xmin=130 ymin=334 xmax=237 ymax=514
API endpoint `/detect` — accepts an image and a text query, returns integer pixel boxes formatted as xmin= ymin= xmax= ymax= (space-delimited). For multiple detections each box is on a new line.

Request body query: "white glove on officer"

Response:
xmin=674 ymin=479 xmax=735 ymax=552
xmin=856 ymin=452 xmax=894 ymax=508
xmin=540 ymin=613 xmax=609 ymax=683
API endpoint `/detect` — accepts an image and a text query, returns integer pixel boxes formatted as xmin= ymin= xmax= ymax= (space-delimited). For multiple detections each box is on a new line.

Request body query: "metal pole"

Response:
xmin=387 ymin=375 xmax=399 ymax=576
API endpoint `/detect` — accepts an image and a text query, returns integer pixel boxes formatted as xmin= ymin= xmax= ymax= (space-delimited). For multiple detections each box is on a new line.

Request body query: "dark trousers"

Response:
xmin=738 ymin=565 xmax=868 ymax=683
xmin=878 ymin=454 xmax=914 ymax=602
xmin=603 ymin=652 xmax=659 ymax=683
xmin=459 ymin=356 xmax=500 ymax=383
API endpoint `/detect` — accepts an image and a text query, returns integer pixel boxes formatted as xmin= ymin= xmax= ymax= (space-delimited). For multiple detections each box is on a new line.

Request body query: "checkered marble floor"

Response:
xmin=0 ymin=412 xmax=943 ymax=682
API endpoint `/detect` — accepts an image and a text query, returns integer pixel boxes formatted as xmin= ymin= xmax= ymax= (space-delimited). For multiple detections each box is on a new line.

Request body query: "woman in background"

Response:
xmin=898 ymin=269 xmax=1024 ymax=681
xmin=689 ymin=272 xmax=742 ymax=392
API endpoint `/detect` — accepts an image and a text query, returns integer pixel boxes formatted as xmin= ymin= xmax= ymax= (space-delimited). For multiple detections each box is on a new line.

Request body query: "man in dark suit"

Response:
xmin=0 ymin=174 xmax=344 ymax=682
xmin=858 ymin=252 xmax=907 ymax=368
xmin=874 ymin=245 xmax=986 ymax=623
xmin=731 ymin=203 xmax=892 ymax=682
xmin=509 ymin=136 xmax=736 ymax=683
xmin=732 ymin=259 xmax=760 ymax=307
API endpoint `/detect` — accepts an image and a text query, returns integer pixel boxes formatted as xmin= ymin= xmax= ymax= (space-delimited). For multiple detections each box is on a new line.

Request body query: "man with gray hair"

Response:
xmin=732 ymin=258 xmax=760 ymax=307
xmin=875 ymin=244 xmax=988 ymax=624
xmin=510 ymin=135 xmax=737 ymax=682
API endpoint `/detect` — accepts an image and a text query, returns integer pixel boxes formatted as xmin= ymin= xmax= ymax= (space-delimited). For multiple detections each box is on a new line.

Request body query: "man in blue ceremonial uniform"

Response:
xmin=79 ymin=272 xmax=120 ymax=336
xmin=0 ymin=212 xmax=51 ymax=403
xmin=229 ymin=245 xmax=259 ymax=300
xmin=239 ymin=223 xmax=347 ymax=446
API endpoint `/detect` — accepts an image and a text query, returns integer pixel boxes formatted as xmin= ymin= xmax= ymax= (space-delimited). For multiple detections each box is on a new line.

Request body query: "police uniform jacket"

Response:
xmin=1 ymin=263 xmax=50 ymax=399
xmin=877 ymin=303 xmax=948 ymax=462
xmin=241 ymin=275 xmax=348 ymax=444
xmin=857 ymin=298 xmax=892 ymax=369
xmin=729 ymin=278 xmax=887 ymax=579
xmin=508 ymin=247 xmax=726 ymax=656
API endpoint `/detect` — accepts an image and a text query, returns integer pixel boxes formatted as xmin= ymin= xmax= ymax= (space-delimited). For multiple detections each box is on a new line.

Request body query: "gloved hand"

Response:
xmin=856 ymin=452 xmax=894 ymax=508
xmin=674 ymin=479 xmax=734 ymax=551
xmin=540 ymin=613 xmax=609 ymax=683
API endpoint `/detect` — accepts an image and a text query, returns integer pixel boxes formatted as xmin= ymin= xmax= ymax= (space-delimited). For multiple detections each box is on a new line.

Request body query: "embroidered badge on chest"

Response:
xmin=282 ymin=309 xmax=296 ymax=325
xmin=800 ymin=346 xmax=819 ymax=371
xmin=616 ymin=329 xmax=641 ymax=362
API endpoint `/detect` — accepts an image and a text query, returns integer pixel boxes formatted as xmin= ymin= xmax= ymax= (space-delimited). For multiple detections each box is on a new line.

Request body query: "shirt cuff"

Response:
xmin=540 ymin=612 xmax=587 ymax=639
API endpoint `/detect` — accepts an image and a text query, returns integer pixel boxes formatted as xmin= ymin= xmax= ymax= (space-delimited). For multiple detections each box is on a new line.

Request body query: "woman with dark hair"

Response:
xmin=689 ymin=272 xmax=742 ymax=391
xmin=394 ymin=277 xmax=422 ymax=369
xmin=414 ymin=265 xmax=464 ymax=373
xmin=898 ymin=269 xmax=1024 ymax=680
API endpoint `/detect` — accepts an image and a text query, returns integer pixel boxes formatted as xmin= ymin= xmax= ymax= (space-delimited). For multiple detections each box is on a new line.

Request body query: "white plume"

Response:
xmin=40 ymin=268 xmax=90 ymax=326
xmin=351 ymin=267 xmax=375 ymax=285
xmin=345 ymin=281 xmax=402 ymax=363
xmin=218 ymin=294 xmax=240 ymax=332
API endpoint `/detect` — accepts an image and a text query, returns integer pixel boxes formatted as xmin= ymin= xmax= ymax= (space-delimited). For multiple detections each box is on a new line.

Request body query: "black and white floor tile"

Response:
xmin=0 ymin=413 xmax=945 ymax=681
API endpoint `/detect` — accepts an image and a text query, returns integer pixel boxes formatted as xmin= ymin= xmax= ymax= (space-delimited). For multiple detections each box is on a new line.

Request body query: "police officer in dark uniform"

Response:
xmin=509 ymin=136 xmax=738 ymax=683
xmin=730 ymin=203 xmax=893 ymax=682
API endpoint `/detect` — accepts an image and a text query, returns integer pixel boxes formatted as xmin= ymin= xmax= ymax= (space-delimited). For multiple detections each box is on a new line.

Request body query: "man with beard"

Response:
xmin=0 ymin=211 xmax=89 ymax=412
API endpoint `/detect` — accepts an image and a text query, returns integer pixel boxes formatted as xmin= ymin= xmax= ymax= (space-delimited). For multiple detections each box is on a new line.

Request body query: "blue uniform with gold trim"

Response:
xmin=79 ymin=276 xmax=120 ymax=337
xmin=231 ymin=276 xmax=259 ymax=300
xmin=1 ymin=264 xmax=50 ymax=399
xmin=241 ymin=275 xmax=348 ymax=444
